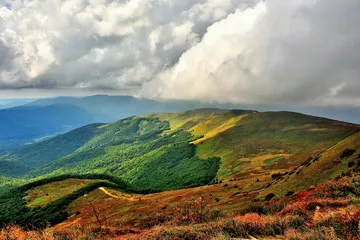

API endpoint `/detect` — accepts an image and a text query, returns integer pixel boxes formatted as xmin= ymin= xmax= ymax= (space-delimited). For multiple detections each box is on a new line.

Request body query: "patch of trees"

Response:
xmin=117 ymin=142 xmax=221 ymax=193
xmin=30 ymin=123 xmax=220 ymax=193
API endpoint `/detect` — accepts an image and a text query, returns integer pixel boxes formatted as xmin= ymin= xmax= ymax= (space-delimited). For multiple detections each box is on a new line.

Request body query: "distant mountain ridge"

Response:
xmin=0 ymin=95 xmax=359 ymax=151
xmin=0 ymin=95 xmax=240 ymax=148
xmin=0 ymin=104 xmax=92 ymax=143
xmin=0 ymin=99 xmax=36 ymax=109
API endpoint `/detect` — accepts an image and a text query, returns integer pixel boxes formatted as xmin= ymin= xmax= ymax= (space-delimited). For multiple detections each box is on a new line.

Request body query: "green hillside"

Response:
xmin=0 ymin=159 xmax=29 ymax=176
xmin=262 ymin=131 xmax=360 ymax=198
xmin=1 ymin=108 xmax=359 ymax=194
xmin=0 ymin=108 xmax=360 ymax=234
xmin=2 ymin=115 xmax=221 ymax=192
xmin=156 ymin=110 xmax=359 ymax=181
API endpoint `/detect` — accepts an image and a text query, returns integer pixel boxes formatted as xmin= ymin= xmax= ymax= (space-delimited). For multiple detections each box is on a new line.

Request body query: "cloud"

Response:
xmin=143 ymin=0 xmax=360 ymax=106
xmin=0 ymin=0 xmax=360 ymax=106
xmin=0 ymin=0 xmax=251 ymax=91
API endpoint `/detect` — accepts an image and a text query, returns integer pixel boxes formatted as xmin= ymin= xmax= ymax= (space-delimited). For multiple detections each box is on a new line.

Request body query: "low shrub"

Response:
xmin=171 ymin=197 xmax=222 ymax=225
xmin=271 ymin=173 xmax=284 ymax=179
xmin=310 ymin=180 xmax=358 ymax=199
xmin=240 ymin=200 xmax=285 ymax=216
xmin=284 ymin=227 xmax=338 ymax=240
xmin=340 ymin=149 xmax=356 ymax=159
xmin=317 ymin=210 xmax=360 ymax=239
xmin=286 ymin=191 xmax=295 ymax=197
xmin=223 ymin=214 xmax=267 ymax=238
xmin=240 ymin=203 xmax=268 ymax=215
xmin=265 ymin=193 xmax=275 ymax=201
xmin=348 ymin=161 xmax=355 ymax=168
xmin=145 ymin=225 xmax=222 ymax=240
xmin=0 ymin=224 xmax=138 ymax=240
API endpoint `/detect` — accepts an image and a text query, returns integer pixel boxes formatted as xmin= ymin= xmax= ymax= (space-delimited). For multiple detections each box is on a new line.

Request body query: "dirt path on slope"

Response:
xmin=98 ymin=187 xmax=138 ymax=202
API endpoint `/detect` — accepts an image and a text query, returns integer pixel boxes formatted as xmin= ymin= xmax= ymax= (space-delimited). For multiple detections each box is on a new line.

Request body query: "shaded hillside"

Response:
xmin=7 ymin=124 xmax=104 ymax=172
xmin=0 ymin=159 xmax=29 ymax=176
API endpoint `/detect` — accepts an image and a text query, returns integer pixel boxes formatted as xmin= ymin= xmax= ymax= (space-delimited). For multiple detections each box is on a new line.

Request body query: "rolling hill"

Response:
xmin=2 ymin=109 xmax=359 ymax=187
xmin=0 ymin=95 xmax=237 ymax=149
xmin=0 ymin=108 xmax=359 ymax=239
xmin=2 ymin=95 xmax=359 ymax=153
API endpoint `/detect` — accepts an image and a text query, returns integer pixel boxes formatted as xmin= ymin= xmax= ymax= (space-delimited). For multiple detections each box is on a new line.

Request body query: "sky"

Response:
xmin=0 ymin=0 xmax=360 ymax=107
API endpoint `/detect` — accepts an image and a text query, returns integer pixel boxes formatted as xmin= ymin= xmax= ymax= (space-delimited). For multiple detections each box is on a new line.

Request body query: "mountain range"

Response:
xmin=0 ymin=95 xmax=235 ymax=148
xmin=1 ymin=95 xmax=360 ymax=152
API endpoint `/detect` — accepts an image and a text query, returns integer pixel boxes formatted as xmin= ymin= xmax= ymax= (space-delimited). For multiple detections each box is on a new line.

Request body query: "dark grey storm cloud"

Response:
xmin=0 ymin=0 xmax=360 ymax=106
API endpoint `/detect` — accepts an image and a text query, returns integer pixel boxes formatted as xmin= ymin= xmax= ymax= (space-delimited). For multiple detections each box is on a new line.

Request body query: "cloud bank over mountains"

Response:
xmin=0 ymin=0 xmax=360 ymax=106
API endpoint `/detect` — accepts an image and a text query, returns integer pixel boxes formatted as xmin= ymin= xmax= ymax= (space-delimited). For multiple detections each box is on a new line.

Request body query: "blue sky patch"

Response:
xmin=5 ymin=2 xmax=11 ymax=9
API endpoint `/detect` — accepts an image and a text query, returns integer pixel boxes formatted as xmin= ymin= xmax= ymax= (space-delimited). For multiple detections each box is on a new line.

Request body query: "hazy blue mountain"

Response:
xmin=246 ymin=104 xmax=360 ymax=124
xmin=0 ymin=99 xmax=37 ymax=109
xmin=25 ymin=95 xmax=206 ymax=122
xmin=24 ymin=95 xmax=252 ymax=122
xmin=297 ymin=106 xmax=360 ymax=124
xmin=0 ymin=104 xmax=93 ymax=144
xmin=23 ymin=97 xmax=79 ymax=107
xmin=26 ymin=95 xmax=360 ymax=124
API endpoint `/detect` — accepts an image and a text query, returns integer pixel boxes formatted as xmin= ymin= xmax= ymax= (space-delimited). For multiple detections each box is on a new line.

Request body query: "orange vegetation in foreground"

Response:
xmin=60 ymin=176 xmax=265 ymax=230
xmin=1 ymin=171 xmax=355 ymax=239
xmin=60 ymin=168 xmax=360 ymax=239
xmin=2 ymin=169 xmax=360 ymax=239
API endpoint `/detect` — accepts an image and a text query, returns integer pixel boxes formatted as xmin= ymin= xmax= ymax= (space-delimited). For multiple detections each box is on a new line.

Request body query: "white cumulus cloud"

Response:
xmin=142 ymin=0 xmax=360 ymax=106
xmin=0 ymin=0 xmax=252 ymax=92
